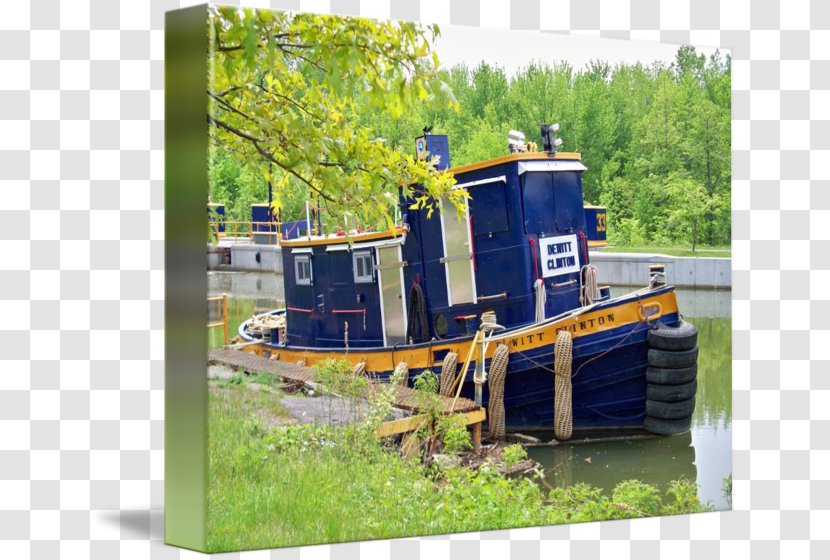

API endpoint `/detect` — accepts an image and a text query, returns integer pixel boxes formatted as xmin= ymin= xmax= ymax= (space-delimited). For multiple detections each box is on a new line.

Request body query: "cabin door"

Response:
xmin=376 ymin=245 xmax=407 ymax=346
xmin=439 ymin=197 xmax=476 ymax=306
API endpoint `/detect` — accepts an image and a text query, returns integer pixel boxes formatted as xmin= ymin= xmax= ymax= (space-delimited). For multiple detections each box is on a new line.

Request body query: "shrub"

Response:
xmin=438 ymin=415 xmax=472 ymax=453
xmin=502 ymin=443 xmax=528 ymax=468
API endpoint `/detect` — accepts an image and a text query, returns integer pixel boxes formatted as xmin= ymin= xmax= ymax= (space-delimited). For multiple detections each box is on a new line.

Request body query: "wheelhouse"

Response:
xmin=280 ymin=134 xmax=593 ymax=349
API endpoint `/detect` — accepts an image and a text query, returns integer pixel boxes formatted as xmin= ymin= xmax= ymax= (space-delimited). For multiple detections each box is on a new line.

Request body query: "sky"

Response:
xmin=433 ymin=25 xmax=729 ymax=77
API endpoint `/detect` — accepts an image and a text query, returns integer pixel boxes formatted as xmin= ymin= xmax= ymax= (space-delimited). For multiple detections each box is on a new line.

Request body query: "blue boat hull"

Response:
xmin=460 ymin=314 xmax=677 ymax=432
xmin=392 ymin=311 xmax=679 ymax=433
xmin=240 ymin=289 xmax=681 ymax=433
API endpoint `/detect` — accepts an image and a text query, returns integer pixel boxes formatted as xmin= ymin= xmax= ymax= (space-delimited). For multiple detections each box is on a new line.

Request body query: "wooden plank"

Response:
xmin=376 ymin=408 xmax=486 ymax=438
xmin=209 ymin=348 xmax=481 ymax=415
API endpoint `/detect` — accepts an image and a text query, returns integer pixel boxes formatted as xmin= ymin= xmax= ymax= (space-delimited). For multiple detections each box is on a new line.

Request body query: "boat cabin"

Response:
xmin=279 ymin=133 xmax=592 ymax=349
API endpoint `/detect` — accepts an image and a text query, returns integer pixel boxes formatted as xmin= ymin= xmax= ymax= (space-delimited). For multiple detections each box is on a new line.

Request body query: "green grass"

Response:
xmin=206 ymin=381 xmax=714 ymax=552
xmin=603 ymin=245 xmax=731 ymax=258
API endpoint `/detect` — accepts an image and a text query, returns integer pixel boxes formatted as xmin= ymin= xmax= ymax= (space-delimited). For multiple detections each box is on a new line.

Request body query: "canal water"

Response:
xmin=208 ymin=271 xmax=732 ymax=511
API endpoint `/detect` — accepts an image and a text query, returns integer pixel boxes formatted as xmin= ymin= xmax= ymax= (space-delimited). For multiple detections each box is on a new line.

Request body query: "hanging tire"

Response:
xmin=644 ymin=415 xmax=692 ymax=436
xmin=645 ymin=365 xmax=697 ymax=385
xmin=648 ymin=346 xmax=699 ymax=369
xmin=647 ymin=379 xmax=697 ymax=402
xmin=646 ymin=397 xmax=695 ymax=419
xmin=647 ymin=320 xmax=698 ymax=351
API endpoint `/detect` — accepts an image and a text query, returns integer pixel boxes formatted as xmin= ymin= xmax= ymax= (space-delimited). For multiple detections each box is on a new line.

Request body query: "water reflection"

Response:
xmin=531 ymin=431 xmax=698 ymax=496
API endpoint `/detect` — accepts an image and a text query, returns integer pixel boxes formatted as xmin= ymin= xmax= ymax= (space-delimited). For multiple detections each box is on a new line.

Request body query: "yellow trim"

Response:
xmin=279 ymin=228 xmax=404 ymax=248
xmin=587 ymin=240 xmax=608 ymax=248
xmin=244 ymin=291 xmax=678 ymax=373
xmin=449 ymin=152 xmax=582 ymax=175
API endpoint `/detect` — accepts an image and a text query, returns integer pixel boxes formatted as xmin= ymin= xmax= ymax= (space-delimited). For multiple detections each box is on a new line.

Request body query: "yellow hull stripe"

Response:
xmin=244 ymin=291 xmax=678 ymax=374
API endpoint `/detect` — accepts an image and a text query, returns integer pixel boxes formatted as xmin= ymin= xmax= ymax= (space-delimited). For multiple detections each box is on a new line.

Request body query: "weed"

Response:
xmin=722 ymin=474 xmax=732 ymax=508
xmin=437 ymin=415 xmax=472 ymax=453
xmin=502 ymin=443 xmax=528 ymax=468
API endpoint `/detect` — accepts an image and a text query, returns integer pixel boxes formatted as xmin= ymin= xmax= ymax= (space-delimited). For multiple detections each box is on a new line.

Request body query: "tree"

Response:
xmin=664 ymin=175 xmax=711 ymax=251
xmin=207 ymin=7 xmax=462 ymax=230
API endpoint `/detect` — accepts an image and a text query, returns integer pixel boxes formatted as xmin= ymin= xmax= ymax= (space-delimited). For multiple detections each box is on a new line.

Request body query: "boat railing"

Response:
xmin=207 ymin=294 xmax=229 ymax=346
xmin=208 ymin=220 xmax=283 ymax=244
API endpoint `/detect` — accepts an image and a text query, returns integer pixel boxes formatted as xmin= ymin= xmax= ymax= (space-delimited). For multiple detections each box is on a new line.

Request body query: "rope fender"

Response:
xmin=487 ymin=343 xmax=510 ymax=440
xmin=554 ymin=330 xmax=574 ymax=441
xmin=352 ymin=361 xmax=366 ymax=377
xmin=439 ymin=352 xmax=458 ymax=396
xmin=392 ymin=361 xmax=409 ymax=386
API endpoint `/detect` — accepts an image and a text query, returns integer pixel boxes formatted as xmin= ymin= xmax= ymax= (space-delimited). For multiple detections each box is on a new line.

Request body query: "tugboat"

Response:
xmin=237 ymin=126 xmax=699 ymax=437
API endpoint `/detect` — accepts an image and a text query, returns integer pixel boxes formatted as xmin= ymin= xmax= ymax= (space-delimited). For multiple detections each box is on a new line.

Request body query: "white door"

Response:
xmin=376 ymin=245 xmax=407 ymax=346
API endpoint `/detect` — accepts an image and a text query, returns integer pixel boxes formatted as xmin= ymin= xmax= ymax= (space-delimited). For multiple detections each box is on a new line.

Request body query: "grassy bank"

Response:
xmin=602 ymin=245 xmax=731 ymax=258
xmin=207 ymin=375 xmax=713 ymax=552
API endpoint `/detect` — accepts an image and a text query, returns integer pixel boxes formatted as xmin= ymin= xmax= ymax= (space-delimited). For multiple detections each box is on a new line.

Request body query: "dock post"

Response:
xmin=222 ymin=293 xmax=229 ymax=346
xmin=473 ymin=335 xmax=487 ymax=455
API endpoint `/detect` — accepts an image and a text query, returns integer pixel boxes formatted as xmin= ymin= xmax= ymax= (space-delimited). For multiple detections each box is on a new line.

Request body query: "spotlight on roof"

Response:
xmin=541 ymin=124 xmax=562 ymax=154
xmin=508 ymin=130 xmax=527 ymax=153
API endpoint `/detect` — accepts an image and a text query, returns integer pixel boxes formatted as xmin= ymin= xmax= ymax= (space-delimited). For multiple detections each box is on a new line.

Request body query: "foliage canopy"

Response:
xmin=208 ymin=6 xmax=461 ymax=230
xmin=209 ymin=8 xmax=731 ymax=248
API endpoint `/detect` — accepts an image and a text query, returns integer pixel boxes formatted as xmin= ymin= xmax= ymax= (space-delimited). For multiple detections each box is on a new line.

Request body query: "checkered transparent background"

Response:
xmin=0 ymin=0 xmax=822 ymax=557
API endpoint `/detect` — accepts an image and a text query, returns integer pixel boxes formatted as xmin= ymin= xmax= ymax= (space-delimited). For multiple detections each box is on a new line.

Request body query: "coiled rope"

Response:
xmin=247 ymin=312 xmax=286 ymax=337
xmin=481 ymin=310 xmax=497 ymax=327
xmin=553 ymin=330 xmax=574 ymax=441
xmin=406 ymin=282 xmax=429 ymax=344
xmin=487 ymin=344 xmax=510 ymax=440
xmin=579 ymin=265 xmax=599 ymax=306
xmin=351 ymin=361 xmax=366 ymax=377
xmin=439 ymin=352 xmax=458 ymax=396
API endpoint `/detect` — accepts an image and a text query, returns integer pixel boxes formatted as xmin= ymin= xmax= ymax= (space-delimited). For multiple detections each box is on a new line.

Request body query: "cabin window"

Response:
xmin=553 ymin=171 xmax=586 ymax=232
xmin=295 ymin=255 xmax=312 ymax=285
xmin=470 ymin=180 xmax=509 ymax=235
xmin=353 ymin=251 xmax=374 ymax=284
xmin=521 ymin=172 xmax=556 ymax=234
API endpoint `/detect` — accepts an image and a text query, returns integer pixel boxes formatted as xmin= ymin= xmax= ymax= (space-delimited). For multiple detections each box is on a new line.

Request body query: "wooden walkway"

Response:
xmin=208 ymin=348 xmax=481 ymax=414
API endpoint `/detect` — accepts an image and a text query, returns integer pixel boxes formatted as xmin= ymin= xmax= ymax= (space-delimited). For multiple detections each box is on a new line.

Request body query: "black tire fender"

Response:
xmin=645 ymin=365 xmax=697 ymax=385
xmin=647 ymin=346 xmax=699 ymax=369
xmin=646 ymin=397 xmax=696 ymax=419
xmin=647 ymin=380 xmax=698 ymax=402
xmin=648 ymin=320 xmax=698 ymax=351
xmin=644 ymin=415 xmax=692 ymax=436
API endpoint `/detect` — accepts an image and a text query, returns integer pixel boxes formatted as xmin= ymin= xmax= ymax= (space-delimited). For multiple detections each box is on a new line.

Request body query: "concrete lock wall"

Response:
xmin=230 ymin=245 xmax=283 ymax=273
xmin=589 ymin=252 xmax=731 ymax=289
xmin=207 ymin=244 xmax=284 ymax=274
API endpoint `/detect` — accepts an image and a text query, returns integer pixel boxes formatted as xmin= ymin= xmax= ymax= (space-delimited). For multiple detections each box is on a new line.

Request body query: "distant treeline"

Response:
xmin=211 ymin=46 xmax=730 ymax=248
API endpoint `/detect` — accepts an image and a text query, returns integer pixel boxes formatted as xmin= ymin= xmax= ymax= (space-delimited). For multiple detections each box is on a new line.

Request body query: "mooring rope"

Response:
xmin=439 ymin=352 xmax=458 ymax=396
xmin=487 ymin=344 xmax=510 ymax=440
xmin=554 ymin=330 xmax=573 ymax=441
xmin=534 ymin=278 xmax=547 ymax=322
xmin=579 ymin=265 xmax=599 ymax=306
xmin=351 ymin=361 xmax=366 ymax=377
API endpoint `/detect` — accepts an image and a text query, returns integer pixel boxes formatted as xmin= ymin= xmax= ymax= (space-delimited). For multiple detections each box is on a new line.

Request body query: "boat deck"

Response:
xmin=208 ymin=348 xmax=481 ymax=414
